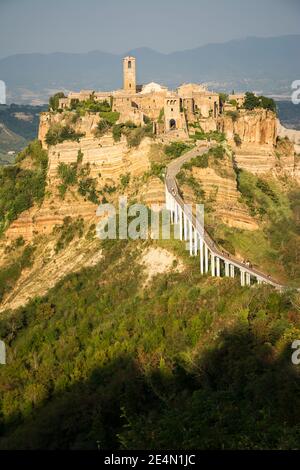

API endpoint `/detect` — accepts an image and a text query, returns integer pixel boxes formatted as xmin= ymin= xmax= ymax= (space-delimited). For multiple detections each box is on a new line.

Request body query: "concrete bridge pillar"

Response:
xmin=225 ymin=261 xmax=230 ymax=277
xmin=230 ymin=264 xmax=235 ymax=278
xmin=179 ymin=207 xmax=183 ymax=240
xmin=246 ymin=272 xmax=251 ymax=286
xmin=205 ymin=244 xmax=209 ymax=273
xmin=170 ymin=196 xmax=174 ymax=223
xmin=216 ymin=257 xmax=220 ymax=277
xmin=174 ymin=201 xmax=178 ymax=224
xmin=200 ymin=238 xmax=204 ymax=274
xmin=183 ymin=213 xmax=188 ymax=241
xmin=240 ymin=270 xmax=245 ymax=287
xmin=189 ymin=221 xmax=193 ymax=256
xmin=194 ymin=231 xmax=198 ymax=256
xmin=211 ymin=253 xmax=215 ymax=277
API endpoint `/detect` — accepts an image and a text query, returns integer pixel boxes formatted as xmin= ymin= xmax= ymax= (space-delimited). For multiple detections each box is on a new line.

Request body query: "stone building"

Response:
xmin=58 ymin=56 xmax=230 ymax=135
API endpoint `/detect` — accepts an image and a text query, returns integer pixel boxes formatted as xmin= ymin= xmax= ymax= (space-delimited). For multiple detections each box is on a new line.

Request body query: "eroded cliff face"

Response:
xmin=218 ymin=109 xmax=277 ymax=146
xmin=180 ymin=150 xmax=259 ymax=231
xmin=5 ymin=109 xmax=300 ymax=243
xmin=38 ymin=111 xmax=100 ymax=147
xmin=6 ymin=111 xmax=165 ymax=241
xmin=218 ymin=110 xmax=300 ymax=182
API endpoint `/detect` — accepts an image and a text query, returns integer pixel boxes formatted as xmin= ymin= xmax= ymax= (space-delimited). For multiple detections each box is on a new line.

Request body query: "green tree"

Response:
xmin=48 ymin=92 xmax=66 ymax=111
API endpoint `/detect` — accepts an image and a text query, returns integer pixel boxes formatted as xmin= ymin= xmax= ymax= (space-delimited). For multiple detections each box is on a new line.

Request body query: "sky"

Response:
xmin=0 ymin=0 xmax=299 ymax=58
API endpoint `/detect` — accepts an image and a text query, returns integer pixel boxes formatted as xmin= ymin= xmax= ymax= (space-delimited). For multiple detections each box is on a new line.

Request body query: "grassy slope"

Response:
xmin=0 ymin=235 xmax=299 ymax=449
xmin=0 ymin=136 xmax=299 ymax=449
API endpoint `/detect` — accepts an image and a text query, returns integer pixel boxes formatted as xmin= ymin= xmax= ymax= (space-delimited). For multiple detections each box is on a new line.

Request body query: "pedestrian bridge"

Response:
xmin=165 ymin=143 xmax=284 ymax=289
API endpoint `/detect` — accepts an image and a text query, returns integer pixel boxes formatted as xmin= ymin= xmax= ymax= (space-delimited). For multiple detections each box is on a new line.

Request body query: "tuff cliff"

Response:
xmin=218 ymin=109 xmax=277 ymax=146
xmin=218 ymin=109 xmax=300 ymax=181
xmin=4 ymin=108 xmax=300 ymax=243
xmin=6 ymin=112 xmax=165 ymax=241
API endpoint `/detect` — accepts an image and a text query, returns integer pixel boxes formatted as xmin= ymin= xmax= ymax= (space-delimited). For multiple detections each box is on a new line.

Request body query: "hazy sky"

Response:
xmin=0 ymin=0 xmax=299 ymax=58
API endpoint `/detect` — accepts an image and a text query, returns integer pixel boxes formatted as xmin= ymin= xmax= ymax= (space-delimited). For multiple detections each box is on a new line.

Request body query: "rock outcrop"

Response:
xmin=7 ymin=112 xmax=160 ymax=241
xmin=218 ymin=109 xmax=277 ymax=147
xmin=180 ymin=150 xmax=259 ymax=231
xmin=217 ymin=110 xmax=300 ymax=182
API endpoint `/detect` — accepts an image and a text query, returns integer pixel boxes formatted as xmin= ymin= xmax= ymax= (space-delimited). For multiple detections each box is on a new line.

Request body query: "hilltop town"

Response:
xmin=56 ymin=56 xmax=243 ymax=137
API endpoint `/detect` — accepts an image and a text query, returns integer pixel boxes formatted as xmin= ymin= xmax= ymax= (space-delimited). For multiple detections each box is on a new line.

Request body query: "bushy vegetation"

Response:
xmin=0 ymin=141 xmax=48 ymax=233
xmin=0 ymin=244 xmax=35 ymax=301
xmin=111 ymin=121 xmax=154 ymax=147
xmin=177 ymin=171 xmax=205 ymax=200
xmin=53 ymin=216 xmax=84 ymax=253
xmin=70 ymin=99 xmax=112 ymax=115
xmin=56 ymin=159 xmax=100 ymax=204
xmin=120 ymin=173 xmax=130 ymax=188
xmin=45 ymin=124 xmax=85 ymax=146
xmin=78 ymin=177 xmax=99 ymax=204
xmin=237 ymin=170 xmax=283 ymax=218
xmin=191 ymin=129 xmax=226 ymax=143
xmin=0 ymin=237 xmax=299 ymax=449
xmin=57 ymin=162 xmax=78 ymax=198
xmin=164 ymin=141 xmax=191 ymax=159
xmin=227 ymin=110 xmax=239 ymax=122
xmin=243 ymin=92 xmax=277 ymax=113
xmin=49 ymin=92 xmax=66 ymax=112
xmin=234 ymin=133 xmax=242 ymax=146
xmin=94 ymin=112 xmax=120 ymax=138
xmin=236 ymin=169 xmax=300 ymax=282
xmin=182 ymin=146 xmax=225 ymax=171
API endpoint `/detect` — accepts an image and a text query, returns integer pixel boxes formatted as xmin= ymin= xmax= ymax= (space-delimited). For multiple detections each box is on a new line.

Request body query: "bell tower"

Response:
xmin=123 ymin=56 xmax=136 ymax=94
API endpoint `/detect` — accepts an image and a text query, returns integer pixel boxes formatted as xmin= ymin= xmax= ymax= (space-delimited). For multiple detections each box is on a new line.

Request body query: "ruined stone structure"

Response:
xmin=58 ymin=56 xmax=232 ymax=136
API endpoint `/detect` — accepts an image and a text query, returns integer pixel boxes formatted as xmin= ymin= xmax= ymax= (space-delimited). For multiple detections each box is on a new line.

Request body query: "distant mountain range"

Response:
xmin=0 ymin=35 xmax=299 ymax=104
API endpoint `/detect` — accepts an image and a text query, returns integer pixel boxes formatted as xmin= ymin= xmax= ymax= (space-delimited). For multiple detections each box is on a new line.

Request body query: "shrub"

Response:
xmin=45 ymin=124 xmax=84 ymax=146
xmin=48 ymin=92 xmax=66 ymax=111
xmin=57 ymin=163 xmax=77 ymax=186
xmin=126 ymin=127 xmax=145 ymax=147
xmin=234 ymin=133 xmax=242 ymax=147
xmin=0 ymin=244 xmax=35 ymax=301
xmin=70 ymin=99 xmax=112 ymax=114
xmin=210 ymin=145 xmax=225 ymax=160
xmin=95 ymin=119 xmax=111 ymax=137
xmin=219 ymin=93 xmax=229 ymax=104
xmin=183 ymin=153 xmax=209 ymax=169
xmin=148 ymin=162 xmax=166 ymax=181
xmin=164 ymin=142 xmax=191 ymax=159
xmin=112 ymin=124 xmax=123 ymax=142
xmin=78 ymin=178 xmax=99 ymax=204
xmin=0 ymin=141 xmax=48 ymax=232
xmin=243 ymin=92 xmax=276 ymax=113
xmin=77 ymin=150 xmax=84 ymax=164
xmin=54 ymin=217 xmax=84 ymax=253
xmin=99 ymin=111 xmax=120 ymax=125
xmin=120 ymin=173 xmax=130 ymax=188
xmin=227 ymin=110 xmax=239 ymax=122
